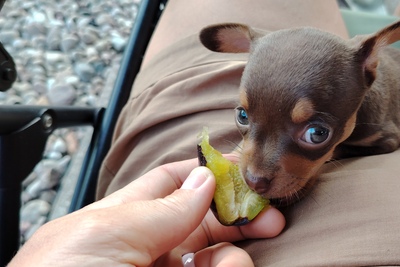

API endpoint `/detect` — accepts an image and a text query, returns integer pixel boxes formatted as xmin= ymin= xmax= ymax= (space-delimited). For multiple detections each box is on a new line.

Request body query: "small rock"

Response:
xmin=32 ymin=82 xmax=48 ymax=94
xmin=80 ymin=30 xmax=98 ymax=45
xmin=31 ymin=36 xmax=47 ymax=49
xmin=74 ymin=62 xmax=96 ymax=82
xmin=30 ymin=10 xmax=47 ymax=24
xmin=46 ymin=151 xmax=63 ymax=160
xmin=89 ymin=58 xmax=105 ymax=73
xmin=14 ymin=82 xmax=32 ymax=94
xmin=12 ymin=39 xmax=28 ymax=50
xmin=76 ymin=17 xmax=92 ymax=28
xmin=52 ymin=137 xmax=68 ymax=154
xmin=22 ymin=91 xmax=39 ymax=103
xmin=22 ymin=22 xmax=47 ymax=38
xmin=5 ymin=95 xmax=23 ymax=104
xmin=39 ymin=190 xmax=57 ymax=203
xmin=45 ymin=51 xmax=69 ymax=65
xmin=111 ymin=36 xmax=127 ymax=52
xmin=65 ymin=131 xmax=79 ymax=154
xmin=20 ymin=199 xmax=51 ymax=223
xmin=46 ymin=26 xmax=62 ymax=50
xmin=0 ymin=30 xmax=19 ymax=45
xmin=70 ymin=51 xmax=86 ymax=62
xmin=25 ymin=179 xmax=44 ymax=199
xmin=60 ymin=34 xmax=80 ymax=52
xmin=35 ymin=95 xmax=50 ymax=105
xmin=95 ymin=39 xmax=111 ymax=52
xmin=22 ymin=172 xmax=38 ymax=188
xmin=95 ymin=13 xmax=114 ymax=26
xmin=56 ymin=155 xmax=71 ymax=174
xmin=0 ymin=92 xmax=7 ymax=101
xmin=38 ymin=168 xmax=62 ymax=190
xmin=65 ymin=75 xmax=80 ymax=87
xmin=85 ymin=46 xmax=98 ymax=58
xmin=47 ymin=83 xmax=77 ymax=105
xmin=77 ymin=94 xmax=98 ymax=106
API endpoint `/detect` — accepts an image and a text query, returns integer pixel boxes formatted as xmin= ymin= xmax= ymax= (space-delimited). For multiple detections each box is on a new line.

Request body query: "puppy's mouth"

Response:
xmin=262 ymin=188 xmax=308 ymax=207
xmin=269 ymin=195 xmax=302 ymax=207
xmin=243 ymin=171 xmax=317 ymax=207
xmin=269 ymin=197 xmax=288 ymax=207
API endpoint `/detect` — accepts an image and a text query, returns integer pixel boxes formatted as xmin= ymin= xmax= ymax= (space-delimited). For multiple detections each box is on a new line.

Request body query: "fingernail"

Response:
xmin=182 ymin=253 xmax=195 ymax=267
xmin=181 ymin=167 xmax=212 ymax=190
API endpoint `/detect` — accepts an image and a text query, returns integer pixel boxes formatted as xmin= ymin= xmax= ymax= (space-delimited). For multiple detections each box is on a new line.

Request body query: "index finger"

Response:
xmin=116 ymin=153 xmax=240 ymax=202
xmin=89 ymin=153 xmax=239 ymax=210
xmin=91 ymin=158 xmax=200 ymax=209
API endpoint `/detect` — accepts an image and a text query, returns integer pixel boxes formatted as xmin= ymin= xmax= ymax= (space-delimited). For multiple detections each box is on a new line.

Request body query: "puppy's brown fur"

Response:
xmin=200 ymin=21 xmax=400 ymax=205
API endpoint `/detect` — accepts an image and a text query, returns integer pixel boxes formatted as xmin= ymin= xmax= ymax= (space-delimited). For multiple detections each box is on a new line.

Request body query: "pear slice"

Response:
xmin=197 ymin=128 xmax=269 ymax=226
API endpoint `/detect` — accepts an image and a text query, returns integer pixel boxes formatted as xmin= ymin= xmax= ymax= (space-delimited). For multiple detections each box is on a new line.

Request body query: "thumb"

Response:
xmin=127 ymin=167 xmax=215 ymax=265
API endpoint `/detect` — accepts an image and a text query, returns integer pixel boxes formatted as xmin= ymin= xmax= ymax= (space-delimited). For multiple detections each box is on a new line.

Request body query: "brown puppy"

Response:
xmin=199 ymin=21 xmax=400 ymax=205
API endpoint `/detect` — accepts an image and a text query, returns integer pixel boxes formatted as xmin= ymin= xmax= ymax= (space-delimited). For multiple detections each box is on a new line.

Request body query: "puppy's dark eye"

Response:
xmin=236 ymin=107 xmax=249 ymax=125
xmin=302 ymin=125 xmax=330 ymax=144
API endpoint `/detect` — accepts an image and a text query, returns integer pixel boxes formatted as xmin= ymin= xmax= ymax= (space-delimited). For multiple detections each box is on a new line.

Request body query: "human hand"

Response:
xmin=8 ymin=158 xmax=285 ymax=267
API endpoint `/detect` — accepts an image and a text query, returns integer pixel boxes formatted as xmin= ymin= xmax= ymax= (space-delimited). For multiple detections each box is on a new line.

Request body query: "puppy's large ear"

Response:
xmin=199 ymin=23 xmax=262 ymax=53
xmin=354 ymin=20 xmax=400 ymax=86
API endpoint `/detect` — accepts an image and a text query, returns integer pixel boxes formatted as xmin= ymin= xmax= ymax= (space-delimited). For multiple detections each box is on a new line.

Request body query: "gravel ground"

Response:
xmin=0 ymin=0 xmax=141 ymax=243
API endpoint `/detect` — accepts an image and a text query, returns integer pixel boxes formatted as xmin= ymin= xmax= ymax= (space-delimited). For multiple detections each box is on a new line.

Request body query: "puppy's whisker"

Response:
xmin=326 ymin=158 xmax=343 ymax=168
xmin=309 ymin=194 xmax=320 ymax=207
xmin=223 ymin=139 xmax=243 ymax=152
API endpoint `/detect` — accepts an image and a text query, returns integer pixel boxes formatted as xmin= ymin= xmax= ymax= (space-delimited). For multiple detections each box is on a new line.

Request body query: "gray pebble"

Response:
xmin=22 ymin=172 xmax=38 ymax=188
xmin=39 ymin=190 xmax=57 ymax=203
xmin=20 ymin=199 xmax=51 ymax=223
xmin=65 ymin=75 xmax=80 ymax=87
xmin=30 ymin=11 xmax=47 ymax=24
xmin=46 ymin=26 xmax=62 ymax=50
xmin=95 ymin=13 xmax=114 ymax=26
xmin=6 ymin=9 xmax=26 ymax=19
xmin=111 ymin=36 xmax=127 ymax=52
xmin=74 ymin=62 xmax=96 ymax=82
xmin=32 ymin=81 xmax=48 ymax=94
xmin=46 ymin=151 xmax=63 ymax=160
xmin=25 ymin=179 xmax=44 ymax=199
xmin=12 ymin=39 xmax=28 ymax=50
xmin=60 ymin=34 xmax=80 ymax=52
xmin=95 ymin=39 xmax=111 ymax=52
xmin=56 ymin=155 xmax=71 ymax=174
xmin=45 ymin=51 xmax=69 ymax=65
xmin=23 ymin=22 xmax=47 ymax=38
xmin=5 ymin=95 xmax=23 ymax=104
xmin=52 ymin=137 xmax=68 ymax=154
xmin=0 ymin=30 xmax=19 ymax=45
xmin=81 ymin=31 xmax=98 ymax=45
xmin=47 ymin=83 xmax=77 ymax=105
xmin=0 ymin=92 xmax=6 ymax=101
xmin=38 ymin=168 xmax=62 ymax=191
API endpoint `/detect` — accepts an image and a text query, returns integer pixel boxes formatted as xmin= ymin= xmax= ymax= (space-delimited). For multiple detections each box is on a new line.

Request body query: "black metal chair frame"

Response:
xmin=0 ymin=0 xmax=167 ymax=265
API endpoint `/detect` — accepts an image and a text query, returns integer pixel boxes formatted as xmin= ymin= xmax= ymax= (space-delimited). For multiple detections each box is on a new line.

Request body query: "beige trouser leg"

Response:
xmin=143 ymin=0 xmax=349 ymax=66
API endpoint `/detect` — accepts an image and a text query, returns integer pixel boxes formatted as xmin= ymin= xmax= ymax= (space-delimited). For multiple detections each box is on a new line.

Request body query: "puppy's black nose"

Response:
xmin=244 ymin=171 xmax=271 ymax=194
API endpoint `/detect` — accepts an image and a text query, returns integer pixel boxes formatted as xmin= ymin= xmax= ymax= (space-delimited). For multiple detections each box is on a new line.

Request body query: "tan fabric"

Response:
xmin=97 ymin=32 xmax=400 ymax=265
xmin=240 ymin=150 xmax=400 ymax=266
